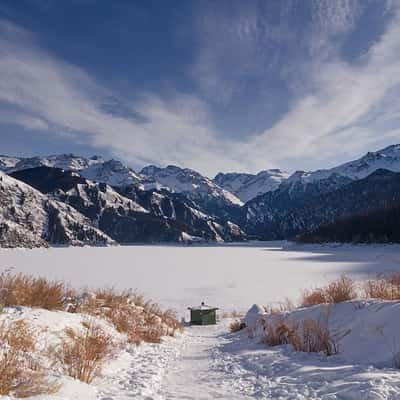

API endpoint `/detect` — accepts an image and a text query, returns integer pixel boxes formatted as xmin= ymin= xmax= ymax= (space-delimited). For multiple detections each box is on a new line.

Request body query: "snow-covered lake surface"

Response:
xmin=2 ymin=242 xmax=400 ymax=399
xmin=1 ymin=241 xmax=400 ymax=317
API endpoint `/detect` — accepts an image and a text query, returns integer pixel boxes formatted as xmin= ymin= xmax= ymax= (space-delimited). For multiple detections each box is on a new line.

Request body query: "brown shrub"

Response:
xmin=301 ymin=275 xmax=356 ymax=306
xmin=0 ymin=273 xmax=182 ymax=348
xmin=0 ymin=320 xmax=59 ymax=397
xmin=301 ymin=289 xmax=327 ymax=307
xmin=76 ymin=289 xmax=182 ymax=345
xmin=363 ymin=272 xmax=400 ymax=300
xmin=50 ymin=321 xmax=115 ymax=384
xmin=0 ymin=272 xmax=70 ymax=310
xmin=292 ymin=318 xmax=338 ymax=356
xmin=325 ymin=275 xmax=356 ymax=303
xmin=229 ymin=320 xmax=245 ymax=333
xmin=261 ymin=320 xmax=296 ymax=346
xmin=261 ymin=313 xmax=339 ymax=356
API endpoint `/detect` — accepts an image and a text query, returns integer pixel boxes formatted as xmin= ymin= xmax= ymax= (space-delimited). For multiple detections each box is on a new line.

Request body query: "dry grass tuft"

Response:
xmin=261 ymin=320 xmax=296 ymax=346
xmin=363 ymin=272 xmax=400 ymax=300
xmin=0 ymin=272 xmax=70 ymax=310
xmin=49 ymin=321 xmax=115 ymax=384
xmin=229 ymin=320 xmax=246 ymax=332
xmin=291 ymin=317 xmax=338 ymax=356
xmin=0 ymin=320 xmax=59 ymax=397
xmin=0 ymin=272 xmax=182 ymax=392
xmin=0 ymin=272 xmax=182 ymax=346
xmin=76 ymin=288 xmax=182 ymax=345
xmin=301 ymin=275 xmax=356 ymax=307
xmin=261 ymin=317 xmax=339 ymax=356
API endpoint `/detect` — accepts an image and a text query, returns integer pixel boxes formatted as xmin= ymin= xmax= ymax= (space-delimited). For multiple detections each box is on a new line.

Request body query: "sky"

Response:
xmin=0 ymin=0 xmax=400 ymax=177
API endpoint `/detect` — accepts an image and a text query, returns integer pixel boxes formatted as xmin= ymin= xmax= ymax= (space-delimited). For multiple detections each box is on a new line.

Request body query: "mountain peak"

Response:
xmin=141 ymin=164 xmax=243 ymax=207
xmin=214 ymin=169 xmax=289 ymax=202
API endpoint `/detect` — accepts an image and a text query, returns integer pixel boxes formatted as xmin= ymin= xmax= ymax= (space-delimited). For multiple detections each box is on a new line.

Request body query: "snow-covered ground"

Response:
xmin=2 ymin=242 xmax=400 ymax=399
xmin=1 ymin=242 xmax=400 ymax=317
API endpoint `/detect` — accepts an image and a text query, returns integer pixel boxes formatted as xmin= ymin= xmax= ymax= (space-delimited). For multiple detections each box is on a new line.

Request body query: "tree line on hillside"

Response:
xmin=296 ymin=205 xmax=400 ymax=244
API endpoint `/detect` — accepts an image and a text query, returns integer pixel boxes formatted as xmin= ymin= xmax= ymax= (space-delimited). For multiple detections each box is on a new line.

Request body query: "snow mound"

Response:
xmin=246 ymin=299 xmax=400 ymax=368
xmin=244 ymin=304 xmax=267 ymax=328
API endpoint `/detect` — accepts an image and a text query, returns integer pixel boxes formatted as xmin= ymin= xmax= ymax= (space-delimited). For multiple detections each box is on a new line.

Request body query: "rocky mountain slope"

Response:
xmin=0 ymin=154 xmax=155 ymax=190
xmin=214 ymin=169 xmax=289 ymax=202
xmin=2 ymin=143 xmax=400 ymax=246
xmin=284 ymin=144 xmax=400 ymax=186
xmin=245 ymin=169 xmax=400 ymax=240
xmin=141 ymin=165 xmax=243 ymax=219
xmin=12 ymin=167 xmax=244 ymax=243
xmin=0 ymin=171 xmax=114 ymax=247
xmin=244 ymin=144 xmax=400 ymax=238
xmin=297 ymin=204 xmax=400 ymax=244
xmin=0 ymin=153 xmax=100 ymax=172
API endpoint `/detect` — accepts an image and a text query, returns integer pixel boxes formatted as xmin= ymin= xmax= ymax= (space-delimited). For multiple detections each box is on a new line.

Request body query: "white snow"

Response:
xmin=0 ymin=171 xmax=114 ymax=247
xmin=0 ymin=154 xmax=101 ymax=173
xmin=141 ymin=165 xmax=244 ymax=206
xmin=214 ymin=169 xmax=290 ymax=202
xmin=2 ymin=242 xmax=400 ymax=316
xmin=80 ymin=160 xmax=146 ymax=188
xmin=287 ymin=144 xmax=400 ymax=185
xmin=2 ymin=242 xmax=400 ymax=399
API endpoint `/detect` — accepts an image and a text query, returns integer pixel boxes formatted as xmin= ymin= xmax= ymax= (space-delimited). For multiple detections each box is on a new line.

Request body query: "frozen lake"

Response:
xmin=1 ymin=242 xmax=400 ymax=317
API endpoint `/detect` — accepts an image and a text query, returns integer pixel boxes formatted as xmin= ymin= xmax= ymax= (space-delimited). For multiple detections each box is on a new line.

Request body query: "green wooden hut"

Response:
xmin=188 ymin=302 xmax=218 ymax=325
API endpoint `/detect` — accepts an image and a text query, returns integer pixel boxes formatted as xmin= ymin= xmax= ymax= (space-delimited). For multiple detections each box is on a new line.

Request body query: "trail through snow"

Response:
xmin=160 ymin=322 xmax=251 ymax=400
xmin=96 ymin=319 xmax=400 ymax=400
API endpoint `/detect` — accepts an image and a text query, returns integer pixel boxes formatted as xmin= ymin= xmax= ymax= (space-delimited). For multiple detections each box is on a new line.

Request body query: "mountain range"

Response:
xmin=1 ymin=143 xmax=400 ymax=247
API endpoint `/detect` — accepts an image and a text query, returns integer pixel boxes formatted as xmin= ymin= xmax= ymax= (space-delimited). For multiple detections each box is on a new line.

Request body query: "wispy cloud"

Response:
xmin=187 ymin=0 xmax=400 ymax=171
xmin=0 ymin=18 xmax=242 ymax=174
xmin=0 ymin=1 xmax=399 ymax=177
xmin=244 ymin=2 xmax=400 ymax=170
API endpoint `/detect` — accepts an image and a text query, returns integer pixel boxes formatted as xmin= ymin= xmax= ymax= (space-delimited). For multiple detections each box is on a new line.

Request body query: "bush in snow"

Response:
xmin=0 ymin=272 xmax=182 ymax=345
xmin=0 ymin=320 xmax=59 ymax=397
xmin=260 ymin=320 xmax=294 ymax=346
xmin=0 ymin=272 xmax=70 ymax=310
xmin=49 ymin=320 xmax=116 ymax=384
xmin=229 ymin=320 xmax=246 ymax=332
xmin=301 ymin=275 xmax=356 ymax=306
xmin=290 ymin=316 xmax=339 ymax=356
xmin=76 ymin=288 xmax=182 ymax=345
xmin=259 ymin=312 xmax=338 ymax=356
xmin=363 ymin=272 xmax=400 ymax=300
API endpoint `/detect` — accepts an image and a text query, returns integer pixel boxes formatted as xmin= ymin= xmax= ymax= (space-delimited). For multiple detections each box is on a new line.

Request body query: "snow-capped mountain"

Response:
xmin=245 ymin=169 xmax=400 ymax=240
xmin=117 ymin=185 xmax=245 ymax=242
xmin=2 ymin=143 xmax=400 ymax=246
xmin=141 ymin=165 xmax=242 ymax=204
xmin=0 ymin=171 xmax=114 ymax=247
xmin=79 ymin=159 xmax=157 ymax=189
xmin=0 ymin=154 xmax=101 ymax=173
xmin=0 ymin=154 xmax=156 ymax=189
xmin=214 ymin=169 xmax=289 ymax=202
xmin=286 ymin=144 xmax=400 ymax=185
xmin=243 ymin=144 xmax=400 ymax=239
xmin=12 ymin=166 xmax=245 ymax=243
xmin=140 ymin=165 xmax=243 ymax=220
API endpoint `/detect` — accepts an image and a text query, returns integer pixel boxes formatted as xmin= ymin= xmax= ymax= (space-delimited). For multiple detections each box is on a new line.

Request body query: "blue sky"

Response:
xmin=0 ymin=0 xmax=399 ymax=176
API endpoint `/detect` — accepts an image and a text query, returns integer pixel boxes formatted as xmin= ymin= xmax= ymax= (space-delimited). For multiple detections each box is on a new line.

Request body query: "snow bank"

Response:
xmin=245 ymin=300 xmax=400 ymax=368
xmin=0 ymin=306 xmax=182 ymax=400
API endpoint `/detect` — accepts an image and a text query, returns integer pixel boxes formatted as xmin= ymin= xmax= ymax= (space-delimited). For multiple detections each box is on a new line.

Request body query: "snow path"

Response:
xmin=97 ymin=320 xmax=400 ymax=400
xmin=160 ymin=322 xmax=252 ymax=400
